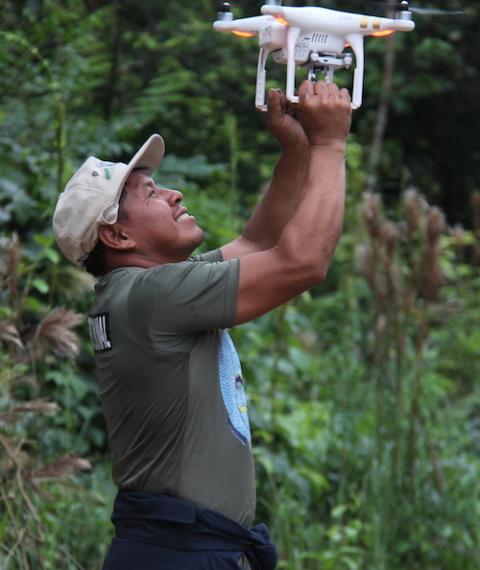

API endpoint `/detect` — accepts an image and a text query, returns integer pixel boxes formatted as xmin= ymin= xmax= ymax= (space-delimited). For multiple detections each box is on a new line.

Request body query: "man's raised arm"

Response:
xmin=221 ymin=88 xmax=310 ymax=259
xmin=234 ymin=80 xmax=352 ymax=325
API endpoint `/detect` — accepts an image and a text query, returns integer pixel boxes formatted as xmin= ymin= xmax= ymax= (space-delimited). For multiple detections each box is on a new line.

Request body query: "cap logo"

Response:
xmin=91 ymin=171 xmax=99 ymax=177
xmin=104 ymin=168 xmax=111 ymax=180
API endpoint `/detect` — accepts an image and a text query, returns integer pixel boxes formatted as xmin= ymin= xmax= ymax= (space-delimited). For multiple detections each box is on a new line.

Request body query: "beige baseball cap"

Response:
xmin=53 ymin=134 xmax=165 ymax=266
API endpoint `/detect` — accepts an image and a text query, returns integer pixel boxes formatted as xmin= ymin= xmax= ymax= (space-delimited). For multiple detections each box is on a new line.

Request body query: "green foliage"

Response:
xmin=1 ymin=0 xmax=480 ymax=568
xmin=33 ymin=465 xmax=116 ymax=570
xmin=0 ymin=234 xmax=97 ymax=568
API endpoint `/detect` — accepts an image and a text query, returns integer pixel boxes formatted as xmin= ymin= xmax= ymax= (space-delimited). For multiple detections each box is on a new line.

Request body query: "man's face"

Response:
xmin=117 ymin=171 xmax=204 ymax=263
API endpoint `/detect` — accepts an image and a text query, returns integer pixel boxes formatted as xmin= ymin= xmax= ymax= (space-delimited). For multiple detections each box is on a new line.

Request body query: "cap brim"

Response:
xmin=128 ymin=133 xmax=165 ymax=174
xmin=114 ymin=133 xmax=165 ymax=202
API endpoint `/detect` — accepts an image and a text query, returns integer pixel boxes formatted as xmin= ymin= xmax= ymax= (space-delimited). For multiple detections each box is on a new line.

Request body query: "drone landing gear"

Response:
xmin=306 ymin=52 xmax=353 ymax=84
xmin=255 ymin=49 xmax=355 ymax=111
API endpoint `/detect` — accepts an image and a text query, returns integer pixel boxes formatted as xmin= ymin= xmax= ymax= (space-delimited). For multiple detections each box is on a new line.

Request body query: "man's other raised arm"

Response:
xmin=221 ymin=89 xmax=309 ymax=260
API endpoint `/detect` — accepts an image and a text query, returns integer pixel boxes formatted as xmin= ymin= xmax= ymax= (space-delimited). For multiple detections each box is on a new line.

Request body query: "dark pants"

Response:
xmin=102 ymin=492 xmax=277 ymax=570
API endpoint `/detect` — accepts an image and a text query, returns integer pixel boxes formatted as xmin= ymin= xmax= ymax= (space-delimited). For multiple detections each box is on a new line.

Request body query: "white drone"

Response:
xmin=213 ymin=0 xmax=416 ymax=110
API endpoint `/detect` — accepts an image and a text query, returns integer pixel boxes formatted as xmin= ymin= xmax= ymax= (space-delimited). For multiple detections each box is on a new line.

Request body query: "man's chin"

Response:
xmin=194 ymin=227 xmax=205 ymax=247
xmin=184 ymin=229 xmax=205 ymax=257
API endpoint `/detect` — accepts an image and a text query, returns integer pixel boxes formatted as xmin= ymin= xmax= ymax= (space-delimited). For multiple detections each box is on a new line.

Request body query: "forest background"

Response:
xmin=1 ymin=0 xmax=479 ymax=569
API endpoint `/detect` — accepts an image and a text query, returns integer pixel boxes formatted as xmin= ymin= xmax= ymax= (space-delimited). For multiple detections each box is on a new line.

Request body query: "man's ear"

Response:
xmin=98 ymin=224 xmax=136 ymax=251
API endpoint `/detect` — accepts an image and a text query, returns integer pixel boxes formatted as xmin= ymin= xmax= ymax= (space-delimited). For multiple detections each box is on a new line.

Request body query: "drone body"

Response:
xmin=213 ymin=2 xmax=416 ymax=110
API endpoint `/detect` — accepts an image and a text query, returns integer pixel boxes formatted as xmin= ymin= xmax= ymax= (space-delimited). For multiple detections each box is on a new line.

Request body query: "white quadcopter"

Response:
xmin=213 ymin=0 xmax=416 ymax=110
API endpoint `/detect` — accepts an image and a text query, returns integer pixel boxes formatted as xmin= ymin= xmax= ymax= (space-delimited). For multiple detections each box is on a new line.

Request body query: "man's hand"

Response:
xmin=297 ymin=80 xmax=352 ymax=146
xmin=266 ymin=88 xmax=309 ymax=149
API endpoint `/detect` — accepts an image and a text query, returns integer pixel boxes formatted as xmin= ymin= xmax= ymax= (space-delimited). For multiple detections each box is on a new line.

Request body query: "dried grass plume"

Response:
xmin=34 ymin=307 xmax=84 ymax=358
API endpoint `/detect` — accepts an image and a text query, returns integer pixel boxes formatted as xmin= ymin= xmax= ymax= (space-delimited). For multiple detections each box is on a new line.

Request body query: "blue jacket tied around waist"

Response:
xmin=102 ymin=491 xmax=278 ymax=570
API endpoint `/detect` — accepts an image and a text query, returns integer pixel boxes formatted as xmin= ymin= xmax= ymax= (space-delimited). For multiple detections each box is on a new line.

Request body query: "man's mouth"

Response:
xmin=174 ymin=206 xmax=193 ymax=222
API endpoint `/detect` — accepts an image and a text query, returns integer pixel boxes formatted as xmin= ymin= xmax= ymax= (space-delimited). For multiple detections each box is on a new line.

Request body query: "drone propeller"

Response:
xmin=217 ymin=0 xmax=282 ymax=10
xmin=408 ymin=6 xmax=466 ymax=16
xmin=337 ymin=0 xmax=467 ymax=16
xmin=399 ymin=1 xmax=466 ymax=16
xmin=216 ymin=0 xmax=286 ymax=21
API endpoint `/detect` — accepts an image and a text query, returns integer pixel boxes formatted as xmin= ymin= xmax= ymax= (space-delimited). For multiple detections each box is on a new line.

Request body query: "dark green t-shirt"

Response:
xmin=88 ymin=250 xmax=256 ymax=527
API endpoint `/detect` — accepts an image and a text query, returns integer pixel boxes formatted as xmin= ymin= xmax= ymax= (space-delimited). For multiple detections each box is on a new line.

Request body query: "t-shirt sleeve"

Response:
xmin=129 ymin=257 xmax=239 ymax=334
xmin=190 ymin=249 xmax=223 ymax=263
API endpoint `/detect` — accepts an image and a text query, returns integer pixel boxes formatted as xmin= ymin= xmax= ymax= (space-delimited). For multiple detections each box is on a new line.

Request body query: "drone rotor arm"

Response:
xmin=212 ymin=14 xmax=274 ymax=33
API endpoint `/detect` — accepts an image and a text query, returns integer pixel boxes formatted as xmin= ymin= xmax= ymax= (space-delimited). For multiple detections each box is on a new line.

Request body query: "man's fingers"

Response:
xmin=267 ymin=88 xmax=283 ymax=118
xmin=313 ymin=81 xmax=330 ymax=93
xmin=276 ymin=81 xmax=349 ymax=107
xmin=313 ymin=81 xmax=331 ymax=103
xmin=326 ymin=82 xmax=340 ymax=98
xmin=296 ymin=79 xmax=352 ymax=144
xmin=339 ymin=87 xmax=351 ymax=105
xmin=286 ymin=100 xmax=298 ymax=117
xmin=308 ymin=81 xmax=341 ymax=104
xmin=313 ymin=82 xmax=344 ymax=103
xmin=277 ymin=89 xmax=289 ymax=114
xmin=298 ymin=80 xmax=314 ymax=100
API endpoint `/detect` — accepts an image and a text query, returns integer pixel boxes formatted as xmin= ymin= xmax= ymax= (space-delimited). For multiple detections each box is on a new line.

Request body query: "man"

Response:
xmin=53 ymin=80 xmax=351 ymax=569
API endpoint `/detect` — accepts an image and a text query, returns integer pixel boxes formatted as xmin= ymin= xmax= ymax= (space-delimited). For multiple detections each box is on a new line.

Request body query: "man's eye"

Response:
xmin=149 ymin=190 xmax=158 ymax=198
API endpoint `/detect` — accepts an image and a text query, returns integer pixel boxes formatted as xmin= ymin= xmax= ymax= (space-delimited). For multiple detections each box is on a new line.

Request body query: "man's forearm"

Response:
xmin=241 ymin=143 xmax=309 ymax=250
xmin=277 ymin=141 xmax=346 ymax=277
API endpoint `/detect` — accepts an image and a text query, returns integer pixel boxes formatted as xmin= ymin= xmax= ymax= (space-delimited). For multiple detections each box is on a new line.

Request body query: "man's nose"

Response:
xmin=161 ymin=187 xmax=183 ymax=204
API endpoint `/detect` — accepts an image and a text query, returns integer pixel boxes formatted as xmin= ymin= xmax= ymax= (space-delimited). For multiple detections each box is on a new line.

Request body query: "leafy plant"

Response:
xmin=0 ymin=235 xmax=93 ymax=569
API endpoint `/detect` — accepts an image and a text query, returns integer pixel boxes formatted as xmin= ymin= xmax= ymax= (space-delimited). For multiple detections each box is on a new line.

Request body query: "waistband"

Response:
xmin=111 ymin=491 xmax=277 ymax=570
